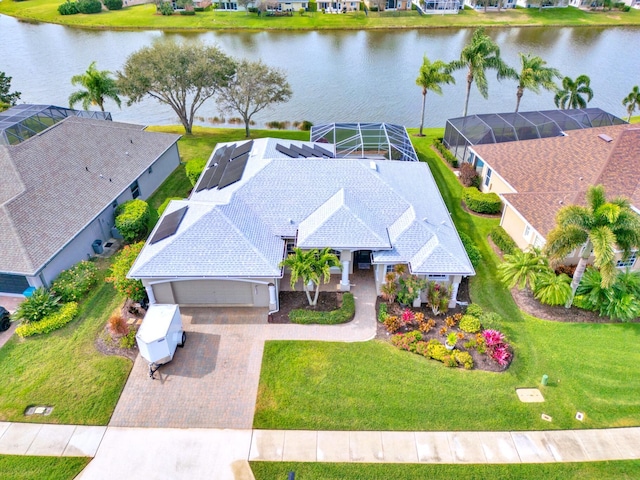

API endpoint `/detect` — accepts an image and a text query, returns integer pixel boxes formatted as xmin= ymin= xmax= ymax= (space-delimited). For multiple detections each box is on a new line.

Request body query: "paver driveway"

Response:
xmin=109 ymin=308 xmax=269 ymax=429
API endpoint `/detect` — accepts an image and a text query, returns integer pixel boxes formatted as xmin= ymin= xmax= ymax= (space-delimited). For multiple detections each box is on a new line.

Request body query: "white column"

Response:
xmin=145 ymin=284 xmax=156 ymax=305
xmin=340 ymin=260 xmax=351 ymax=291
xmin=449 ymin=275 xmax=462 ymax=308
xmin=268 ymin=283 xmax=277 ymax=310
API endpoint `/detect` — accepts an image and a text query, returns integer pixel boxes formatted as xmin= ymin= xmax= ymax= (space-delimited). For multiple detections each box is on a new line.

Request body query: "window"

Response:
xmin=285 ymin=239 xmax=296 ymax=256
xmin=130 ymin=180 xmax=140 ymax=199
xmin=385 ymin=264 xmax=395 ymax=273
xmin=523 ymin=225 xmax=531 ymax=239
xmin=428 ymin=274 xmax=448 ymax=281
xmin=484 ymin=168 xmax=492 ymax=187
xmin=617 ymin=252 xmax=637 ymax=268
xmin=148 ymin=166 xmax=153 ymax=174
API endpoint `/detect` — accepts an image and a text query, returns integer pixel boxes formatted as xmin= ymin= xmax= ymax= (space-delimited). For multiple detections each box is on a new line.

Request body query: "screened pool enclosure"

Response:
xmin=443 ymin=108 xmax=626 ymax=163
xmin=0 ymin=104 xmax=112 ymax=146
xmin=311 ymin=122 xmax=419 ymax=162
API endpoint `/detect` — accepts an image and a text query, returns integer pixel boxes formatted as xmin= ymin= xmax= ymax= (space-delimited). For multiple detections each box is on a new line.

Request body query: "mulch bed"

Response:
xmin=94 ymin=298 xmax=145 ymax=361
xmin=269 ymin=291 xmax=342 ymax=324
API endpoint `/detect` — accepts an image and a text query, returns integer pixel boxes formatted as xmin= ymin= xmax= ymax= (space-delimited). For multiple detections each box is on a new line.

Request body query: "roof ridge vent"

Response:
xmin=598 ymin=133 xmax=613 ymax=143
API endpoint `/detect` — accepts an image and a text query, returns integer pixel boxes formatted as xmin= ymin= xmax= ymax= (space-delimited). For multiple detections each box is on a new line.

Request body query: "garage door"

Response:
xmin=153 ymin=280 xmax=263 ymax=306
xmin=0 ymin=273 xmax=29 ymax=294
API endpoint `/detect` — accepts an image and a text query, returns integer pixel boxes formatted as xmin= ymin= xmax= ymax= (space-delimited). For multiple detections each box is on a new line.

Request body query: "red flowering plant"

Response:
xmin=481 ymin=329 xmax=512 ymax=366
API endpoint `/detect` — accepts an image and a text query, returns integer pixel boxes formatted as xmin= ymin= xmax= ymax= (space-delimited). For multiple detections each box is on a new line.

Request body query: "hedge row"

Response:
xmin=458 ymin=232 xmax=481 ymax=267
xmin=16 ymin=302 xmax=79 ymax=338
xmin=289 ymin=293 xmax=355 ymax=325
xmin=490 ymin=226 xmax=519 ymax=255
xmin=432 ymin=139 xmax=458 ymax=168
xmin=462 ymin=187 xmax=502 ymax=214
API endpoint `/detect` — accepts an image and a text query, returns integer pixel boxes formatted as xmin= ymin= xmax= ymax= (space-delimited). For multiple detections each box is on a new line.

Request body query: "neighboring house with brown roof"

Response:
xmin=0 ymin=110 xmax=181 ymax=295
xmin=468 ymin=124 xmax=640 ymax=270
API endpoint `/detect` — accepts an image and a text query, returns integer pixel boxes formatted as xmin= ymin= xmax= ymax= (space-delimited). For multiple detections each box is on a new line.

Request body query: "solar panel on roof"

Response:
xmin=288 ymin=144 xmax=308 ymax=157
xmin=210 ymin=145 xmax=228 ymax=165
xmin=313 ymin=144 xmax=334 ymax=158
xmin=301 ymin=145 xmax=319 ymax=157
xmin=218 ymin=153 xmax=249 ymax=189
xmin=231 ymin=140 xmax=253 ymax=159
xmin=149 ymin=206 xmax=188 ymax=244
xmin=275 ymin=143 xmax=297 ymax=158
xmin=195 ymin=167 xmax=217 ymax=192
xmin=206 ymin=155 xmax=230 ymax=189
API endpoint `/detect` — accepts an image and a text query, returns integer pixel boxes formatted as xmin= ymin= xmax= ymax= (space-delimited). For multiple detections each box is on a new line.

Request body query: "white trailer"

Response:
xmin=136 ymin=304 xmax=186 ymax=379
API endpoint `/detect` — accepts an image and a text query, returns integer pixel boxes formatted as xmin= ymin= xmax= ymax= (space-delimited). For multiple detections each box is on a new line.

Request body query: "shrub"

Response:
xmin=465 ymin=304 xmax=483 ymax=317
xmin=14 ymin=288 xmax=60 ymax=324
xmin=432 ymin=138 xmax=458 ymax=168
xmin=104 ymin=0 xmax=123 ymax=9
xmin=377 ymin=302 xmax=387 ymax=322
xmin=50 ymin=260 xmax=98 ymax=302
xmin=459 ymin=314 xmax=481 ymax=333
xmin=266 ymin=121 xmax=288 ymax=129
xmin=418 ymin=318 xmax=436 ymax=333
xmin=479 ymin=311 xmax=503 ymax=330
xmin=289 ymin=293 xmax=355 ymax=324
xmin=453 ymin=350 xmax=474 ymax=369
xmin=415 ymin=341 xmax=429 ymax=357
xmin=383 ymin=315 xmax=402 ymax=333
xmin=58 ymin=0 xmax=79 ymax=14
xmin=119 ymin=329 xmax=137 ymax=348
xmin=380 ymin=279 xmax=397 ymax=304
xmin=106 ymin=242 xmax=146 ymax=301
xmin=391 ymin=330 xmax=422 ymax=352
xmin=158 ymin=1 xmax=174 ymax=14
xmin=534 ymin=271 xmax=572 ymax=306
xmin=442 ymin=354 xmax=458 ymax=367
xmin=401 ymin=308 xmax=416 ymax=326
xmin=109 ymin=314 xmax=129 ymax=336
xmin=444 ymin=313 xmax=461 ymax=327
xmin=186 ymin=158 xmax=207 ymax=186
xmin=76 ymin=0 xmax=103 ymax=13
xmin=426 ymin=281 xmax=451 ymax=315
xmin=15 ymin=302 xmax=79 ymax=338
xmin=397 ymin=275 xmax=427 ymax=306
xmin=179 ymin=9 xmax=196 ymax=14
xmin=115 ymin=199 xmax=150 ymax=243
xmin=491 ymin=344 xmax=512 ymax=366
xmin=490 ymin=226 xmax=519 ymax=255
xmin=459 ymin=162 xmax=480 ymax=188
xmin=426 ymin=339 xmax=447 ymax=361
xmin=482 ymin=329 xmax=505 ymax=347
xmin=462 ymin=187 xmax=502 ymax=214
xmin=299 ymin=120 xmax=313 ymax=131
xmin=458 ymin=232 xmax=481 ymax=267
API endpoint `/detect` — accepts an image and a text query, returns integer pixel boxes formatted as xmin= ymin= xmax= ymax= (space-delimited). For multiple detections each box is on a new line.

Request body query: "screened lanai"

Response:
xmin=310 ymin=122 xmax=419 ymax=162
xmin=0 ymin=104 xmax=112 ymax=146
xmin=443 ymin=108 xmax=626 ymax=163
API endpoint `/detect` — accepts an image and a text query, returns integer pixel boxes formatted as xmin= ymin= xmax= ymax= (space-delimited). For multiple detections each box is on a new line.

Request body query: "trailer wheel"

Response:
xmin=178 ymin=331 xmax=186 ymax=347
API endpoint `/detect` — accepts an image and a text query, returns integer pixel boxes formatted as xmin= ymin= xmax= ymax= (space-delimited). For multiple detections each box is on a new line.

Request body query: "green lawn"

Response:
xmin=0 ymin=455 xmax=90 ymax=480
xmin=253 ymin=128 xmax=640 ymax=432
xmin=250 ymin=460 xmax=640 ymax=480
xmin=0 ymin=261 xmax=131 ymax=425
xmin=1 ymin=1 xmax=639 ymax=30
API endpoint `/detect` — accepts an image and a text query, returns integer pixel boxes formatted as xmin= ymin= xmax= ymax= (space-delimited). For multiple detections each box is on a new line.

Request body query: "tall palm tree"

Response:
xmin=622 ymin=85 xmax=640 ymax=122
xmin=553 ymin=74 xmax=593 ymax=110
xmin=415 ymin=56 xmax=455 ymax=137
xmin=69 ymin=61 xmax=121 ymax=112
xmin=514 ymin=53 xmax=561 ymax=113
xmin=279 ymin=247 xmax=341 ymax=306
xmin=544 ymin=185 xmax=640 ymax=308
xmin=449 ymin=27 xmax=517 ymax=117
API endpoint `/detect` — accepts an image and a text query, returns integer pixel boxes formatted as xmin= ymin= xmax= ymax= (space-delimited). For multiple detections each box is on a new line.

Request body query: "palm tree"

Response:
xmin=279 ymin=247 xmax=341 ymax=306
xmin=533 ymin=271 xmax=572 ymax=306
xmin=415 ymin=56 xmax=455 ymax=136
xmin=69 ymin=61 xmax=121 ymax=112
xmin=544 ymin=185 xmax=640 ymax=308
xmin=497 ymin=247 xmax=550 ymax=291
xmin=514 ymin=53 xmax=561 ymax=113
xmin=449 ymin=27 xmax=517 ymax=117
xmin=553 ymin=74 xmax=593 ymax=110
xmin=622 ymin=85 xmax=640 ymax=122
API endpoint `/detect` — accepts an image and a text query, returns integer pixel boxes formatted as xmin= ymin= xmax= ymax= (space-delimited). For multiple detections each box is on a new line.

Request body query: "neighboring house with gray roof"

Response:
xmin=468 ymin=124 xmax=640 ymax=270
xmin=129 ymin=137 xmax=475 ymax=311
xmin=0 ymin=112 xmax=181 ymax=295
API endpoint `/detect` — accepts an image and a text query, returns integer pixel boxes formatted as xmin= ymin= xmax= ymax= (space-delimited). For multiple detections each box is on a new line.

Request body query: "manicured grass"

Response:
xmin=1 ymin=1 xmax=639 ymax=30
xmin=0 ymin=260 xmax=131 ymax=425
xmin=0 ymin=455 xmax=90 ymax=480
xmin=250 ymin=460 xmax=640 ymax=480
xmin=253 ymin=128 xmax=640 ymax=431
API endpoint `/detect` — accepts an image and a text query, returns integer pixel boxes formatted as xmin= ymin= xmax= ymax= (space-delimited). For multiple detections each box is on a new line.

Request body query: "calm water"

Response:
xmin=1 ymin=14 xmax=639 ymax=128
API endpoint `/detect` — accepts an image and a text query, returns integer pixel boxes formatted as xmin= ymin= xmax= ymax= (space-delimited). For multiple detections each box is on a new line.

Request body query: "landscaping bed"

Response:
xmin=269 ymin=291 xmax=343 ymax=324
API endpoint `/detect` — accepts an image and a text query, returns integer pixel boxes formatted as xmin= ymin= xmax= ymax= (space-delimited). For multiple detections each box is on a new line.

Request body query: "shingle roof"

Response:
xmin=131 ymin=140 xmax=475 ymax=279
xmin=0 ymin=117 xmax=180 ymax=275
xmin=473 ymin=125 xmax=640 ymax=237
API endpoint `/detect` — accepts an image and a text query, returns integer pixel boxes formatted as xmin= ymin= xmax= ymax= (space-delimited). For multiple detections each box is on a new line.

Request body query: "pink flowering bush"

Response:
xmin=482 ymin=329 xmax=512 ymax=366
xmin=482 ymin=329 xmax=505 ymax=347
xmin=491 ymin=344 xmax=512 ymax=366
xmin=401 ymin=308 xmax=416 ymax=326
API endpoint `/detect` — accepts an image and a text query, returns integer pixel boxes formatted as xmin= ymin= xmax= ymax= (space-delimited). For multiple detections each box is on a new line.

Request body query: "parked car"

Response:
xmin=0 ymin=307 xmax=10 ymax=332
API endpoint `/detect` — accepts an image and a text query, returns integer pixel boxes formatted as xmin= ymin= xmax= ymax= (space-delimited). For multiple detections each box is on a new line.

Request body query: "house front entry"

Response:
xmin=354 ymin=250 xmax=373 ymax=271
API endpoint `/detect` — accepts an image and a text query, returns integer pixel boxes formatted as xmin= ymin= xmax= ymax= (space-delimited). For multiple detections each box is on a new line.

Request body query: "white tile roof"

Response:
xmin=130 ymin=138 xmax=475 ymax=279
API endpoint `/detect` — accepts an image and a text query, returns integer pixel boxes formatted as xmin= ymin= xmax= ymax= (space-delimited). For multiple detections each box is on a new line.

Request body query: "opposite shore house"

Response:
xmin=129 ymin=124 xmax=475 ymax=312
xmin=0 ymin=105 xmax=181 ymax=296
xmin=468 ymin=124 xmax=640 ymax=270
